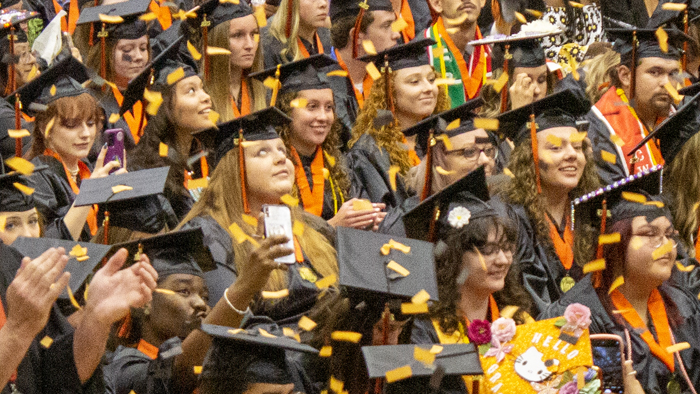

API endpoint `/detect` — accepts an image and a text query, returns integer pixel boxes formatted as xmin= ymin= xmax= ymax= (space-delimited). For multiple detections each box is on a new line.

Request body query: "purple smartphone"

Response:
xmin=104 ymin=128 xmax=125 ymax=174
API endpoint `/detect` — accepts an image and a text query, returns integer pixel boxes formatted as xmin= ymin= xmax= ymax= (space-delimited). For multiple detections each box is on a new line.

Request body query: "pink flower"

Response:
xmin=467 ymin=319 xmax=492 ymax=345
xmin=491 ymin=317 xmax=517 ymax=343
xmin=558 ymin=381 xmax=578 ymax=394
xmin=484 ymin=338 xmax=514 ymax=362
xmin=564 ymin=303 xmax=592 ymax=330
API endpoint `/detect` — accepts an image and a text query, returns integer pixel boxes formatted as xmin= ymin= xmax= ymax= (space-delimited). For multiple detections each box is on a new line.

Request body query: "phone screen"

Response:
xmin=592 ymin=339 xmax=624 ymax=394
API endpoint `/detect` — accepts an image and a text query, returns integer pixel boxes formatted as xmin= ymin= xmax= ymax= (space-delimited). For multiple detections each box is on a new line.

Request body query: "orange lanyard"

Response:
xmin=291 ymin=146 xmax=325 ymax=217
xmin=610 ymin=289 xmax=675 ymax=372
xmin=334 ymin=49 xmax=373 ymax=108
xmin=546 ymin=214 xmax=574 ymax=270
xmin=184 ymin=155 xmax=210 ymax=189
xmin=398 ymin=0 xmax=415 ymax=41
xmin=231 ymin=78 xmax=251 ymax=118
xmin=53 ymin=0 xmax=79 ymax=34
xmin=297 ymin=34 xmax=324 ymax=58
xmin=111 ymin=86 xmax=147 ymax=144
xmin=464 ymin=295 xmax=500 ymax=328
xmin=137 ymin=339 xmax=159 ymax=360
xmin=44 ymin=149 xmax=98 ymax=236
xmin=695 ymin=226 xmax=700 ymax=260
xmin=434 ymin=17 xmax=487 ymax=100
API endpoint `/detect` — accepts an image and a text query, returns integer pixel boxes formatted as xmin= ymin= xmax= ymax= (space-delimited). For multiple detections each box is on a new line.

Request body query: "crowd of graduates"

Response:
xmin=3 ymin=0 xmax=700 ymax=392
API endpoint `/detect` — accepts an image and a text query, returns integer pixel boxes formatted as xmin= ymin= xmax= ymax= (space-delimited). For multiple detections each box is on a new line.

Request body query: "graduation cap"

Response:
xmin=109 ymin=227 xmax=216 ymax=276
xmin=0 ymin=171 xmax=36 ymax=212
xmin=403 ymin=166 xmax=493 ymax=242
xmin=0 ymin=9 xmax=40 ymax=37
xmin=249 ymin=54 xmax=337 ymax=103
xmin=329 ymin=0 xmax=393 ymax=58
xmin=336 ymin=226 xmax=439 ymax=304
xmin=361 ymin=343 xmax=482 ymax=385
xmin=11 ymin=237 xmax=112 ymax=300
xmin=679 ymin=81 xmax=700 ymax=96
xmin=608 ymin=27 xmax=691 ymax=98
xmin=193 ymin=107 xmax=291 ymax=213
xmin=119 ymin=34 xmax=185 ymax=115
xmin=627 ymin=92 xmax=700 ymax=164
xmin=402 ymin=98 xmax=485 ymax=200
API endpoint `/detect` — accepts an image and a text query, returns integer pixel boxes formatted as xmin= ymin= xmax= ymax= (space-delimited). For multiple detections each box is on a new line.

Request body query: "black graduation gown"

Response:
xmin=0 ymin=99 xmax=31 ymax=163
xmin=0 ymin=242 xmax=104 ymax=394
xmin=326 ymin=63 xmax=359 ymax=151
xmin=89 ymin=89 xmax=139 ymax=164
xmin=261 ymin=27 xmax=332 ymax=69
xmin=376 ymin=194 xmax=419 ymax=236
xmin=103 ymin=337 xmax=182 ymax=394
xmin=490 ymin=196 xmax=583 ymax=316
xmin=346 ymin=133 xmax=412 ymax=209
xmin=539 ymin=275 xmax=700 ymax=393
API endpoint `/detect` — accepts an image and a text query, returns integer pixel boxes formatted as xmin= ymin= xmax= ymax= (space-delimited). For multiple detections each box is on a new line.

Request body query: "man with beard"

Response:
xmin=587 ymin=28 xmax=690 ymax=183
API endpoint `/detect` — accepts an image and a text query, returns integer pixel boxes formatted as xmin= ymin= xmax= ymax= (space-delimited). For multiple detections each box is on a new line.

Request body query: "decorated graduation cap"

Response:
xmin=249 ymin=54 xmax=337 ymax=105
xmin=329 ymin=0 xmax=393 ymax=58
xmin=403 ymin=166 xmax=492 ymax=242
xmin=193 ymin=107 xmax=291 ymax=213
xmin=11 ymin=237 xmax=111 ymax=300
xmin=402 ymin=97 xmax=485 ymax=201
xmin=608 ymin=27 xmax=691 ymax=98
xmin=497 ymin=88 xmax=590 ymax=194
xmin=336 ymin=226 xmax=439 ymax=306
xmin=110 ymin=227 xmax=216 ymax=277
xmin=362 ymin=343 xmax=482 ymax=389
xmin=199 ymin=322 xmax=317 ymax=390
xmin=627 ymin=91 xmax=700 ymax=164
xmin=76 ymin=0 xmax=151 ymax=79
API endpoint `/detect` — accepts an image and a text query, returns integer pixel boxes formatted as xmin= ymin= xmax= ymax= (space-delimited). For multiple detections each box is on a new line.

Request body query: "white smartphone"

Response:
xmin=263 ymin=204 xmax=296 ymax=264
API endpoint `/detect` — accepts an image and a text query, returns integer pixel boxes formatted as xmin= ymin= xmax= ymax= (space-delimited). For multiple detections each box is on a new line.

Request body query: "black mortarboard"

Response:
xmin=473 ymin=33 xmax=550 ymax=72
xmin=0 ymin=172 xmax=35 ymax=212
xmin=72 ymin=166 xmax=169 ymax=206
xmin=202 ymin=322 xmax=319 ymax=354
xmin=403 ymin=166 xmax=493 ymax=242
xmin=627 ymin=92 xmax=700 ymax=163
xmin=110 ymin=228 xmax=215 ymax=276
xmin=0 ymin=0 xmax=21 ymax=11
xmin=249 ymin=54 xmax=337 ymax=93
xmin=11 ymin=237 xmax=111 ymax=299
xmin=6 ymin=55 xmax=91 ymax=113
xmin=192 ymin=0 xmax=253 ymax=29
xmin=329 ymin=0 xmax=393 ymax=22
xmin=361 ymin=343 xmax=483 ymax=382
xmin=0 ymin=9 xmax=39 ymax=38
xmin=76 ymin=0 xmax=151 ymax=40
xmin=336 ymin=226 xmax=439 ymax=302
xmin=358 ymin=37 xmax=435 ymax=71
xmin=679 ymin=82 xmax=700 ymax=96
xmin=151 ymin=59 xmax=198 ymax=91
xmin=119 ymin=34 xmax=185 ymax=115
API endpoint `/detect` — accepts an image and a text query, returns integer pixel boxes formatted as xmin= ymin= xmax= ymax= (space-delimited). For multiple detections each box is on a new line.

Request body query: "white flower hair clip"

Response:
xmin=447 ymin=206 xmax=471 ymax=228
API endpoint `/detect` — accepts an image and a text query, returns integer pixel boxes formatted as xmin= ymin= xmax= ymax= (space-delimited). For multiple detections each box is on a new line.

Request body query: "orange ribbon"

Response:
xmin=111 ymin=86 xmax=147 ymax=144
xmin=334 ymin=49 xmax=373 ymax=108
xmin=137 ymin=339 xmax=159 ymax=360
xmin=434 ymin=17 xmax=487 ymax=100
xmin=464 ymin=295 xmax=500 ymax=328
xmin=291 ymin=146 xmax=325 ymax=217
xmin=546 ymin=214 xmax=574 ymax=270
xmin=297 ymin=33 xmax=324 ymax=58
xmin=610 ymin=289 xmax=675 ymax=372
xmin=52 ymin=0 xmax=79 ymax=33
xmin=398 ymin=0 xmax=415 ymax=41
xmin=231 ymin=77 xmax=251 ymax=118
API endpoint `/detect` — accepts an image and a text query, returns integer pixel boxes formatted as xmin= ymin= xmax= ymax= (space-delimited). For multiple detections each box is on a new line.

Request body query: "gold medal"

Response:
xmin=299 ymin=267 xmax=318 ymax=283
xmin=560 ymin=275 xmax=576 ymax=293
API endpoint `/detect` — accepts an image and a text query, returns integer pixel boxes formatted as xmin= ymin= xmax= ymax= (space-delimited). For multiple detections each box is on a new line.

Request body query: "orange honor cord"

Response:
xmin=500 ymin=44 xmax=510 ymax=113
xmin=420 ymin=131 xmax=434 ymax=201
xmin=529 ymin=113 xmax=541 ymax=193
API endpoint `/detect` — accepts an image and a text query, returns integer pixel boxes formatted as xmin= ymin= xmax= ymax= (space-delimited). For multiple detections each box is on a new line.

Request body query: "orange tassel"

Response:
xmin=384 ymin=56 xmax=394 ymax=113
xmin=421 ymin=131 xmax=434 ymax=201
xmin=530 ymin=113 xmax=541 ymax=194
xmin=592 ymin=199 xmax=607 ymax=288
xmin=285 ymin=0 xmax=293 ymax=38
xmin=239 ymin=133 xmax=250 ymax=214
xmin=500 ymin=44 xmax=510 ymax=113
xmin=14 ymin=94 xmax=21 ymax=158
xmin=117 ymin=312 xmax=132 ymax=338
xmin=100 ymin=23 xmax=107 ymax=80
xmin=630 ymin=31 xmax=637 ymax=99
xmin=202 ymin=16 xmax=210 ymax=80
xmin=683 ymin=10 xmax=688 ymax=71
xmin=351 ymin=6 xmax=366 ymax=59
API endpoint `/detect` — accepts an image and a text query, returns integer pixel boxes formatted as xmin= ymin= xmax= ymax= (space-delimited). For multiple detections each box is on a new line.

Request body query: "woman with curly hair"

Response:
xmin=252 ymin=55 xmax=384 ymax=228
xmin=347 ymin=38 xmax=449 ymax=209
xmin=494 ymin=89 xmax=600 ymax=315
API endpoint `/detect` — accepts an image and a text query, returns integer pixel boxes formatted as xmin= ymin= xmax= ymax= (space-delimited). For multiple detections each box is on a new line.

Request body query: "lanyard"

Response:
xmin=290 ymin=146 xmax=325 ymax=217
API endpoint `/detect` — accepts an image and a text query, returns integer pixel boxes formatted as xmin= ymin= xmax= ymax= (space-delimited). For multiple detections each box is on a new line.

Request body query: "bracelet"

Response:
xmin=224 ymin=288 xmax=251 ymax=315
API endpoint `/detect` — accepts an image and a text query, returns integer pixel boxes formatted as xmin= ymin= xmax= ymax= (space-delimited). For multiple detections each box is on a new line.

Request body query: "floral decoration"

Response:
xmin=447 ymin=206 xmax=471 ymax=228
xmin=467 ymin=319 xmax=492 ymax=345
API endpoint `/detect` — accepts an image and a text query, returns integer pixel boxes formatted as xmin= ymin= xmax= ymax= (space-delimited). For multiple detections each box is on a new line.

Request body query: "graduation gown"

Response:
xmin=346 ymin=133 xmax=412 ymax=209
xmin=490 ymin=196 xmax=583 ymax=316
xmin=539 ymin=275 xmax=700 ymax=393
xmin=103 ymin=337 xmax=182 ymax=394
xmin=376 ymin=195 xmax=419 ymax=236
xmin=261 ymin=27 xmax=332 ymax=69
xmin=0 ymin=242 xmax=104 ymax=394
xmin=325 ymin=61 xmax=360 ymax=151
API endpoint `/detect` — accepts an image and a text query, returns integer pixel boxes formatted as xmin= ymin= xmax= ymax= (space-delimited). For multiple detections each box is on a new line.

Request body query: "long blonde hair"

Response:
xmin=348 ymin=69 xmax=450 ymax=176
xmin=268 ymin=0 xmax=304 ymax=62
xmin=664 ymin=132 xmax=700 ymax=254
xmin=178 ymin=143 xmax=339 ymax=291
xmin=583 ymin=49 xmax=620 ymax=105
xmin=205 ymin=19 xmax=267 ymax=122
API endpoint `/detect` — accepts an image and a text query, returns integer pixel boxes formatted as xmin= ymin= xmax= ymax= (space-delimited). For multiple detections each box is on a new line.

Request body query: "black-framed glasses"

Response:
xmin=447 ymin=145 xmax=498 ymax=161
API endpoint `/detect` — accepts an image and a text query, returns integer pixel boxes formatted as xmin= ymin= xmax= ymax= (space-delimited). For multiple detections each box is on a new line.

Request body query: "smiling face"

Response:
xmin=288 ymin=89 xmax=335 ymax=155
xmin=393 ymin=65 xmax=439 ymax=125
xmin=229 ymin=15 xmax=259 ymax=70
xmin=112 ymin=36 xmax=149 ymax=87
xmin=171 ymin=76 xmax=214 ymax=133
xmin=536 ymin=127 xmax=586 ymax=194
xmin=146 ymin=273 xmax=210 ymax=340
xmin=625 ymin=215 xmax=677 ymax=289
xmin=244 ymin=138 xmax=295 ymax=206
xmin=0 ymin=208 xmax=40 ymax=245
xmin=460 ymin=224 xmax=513 ymax=296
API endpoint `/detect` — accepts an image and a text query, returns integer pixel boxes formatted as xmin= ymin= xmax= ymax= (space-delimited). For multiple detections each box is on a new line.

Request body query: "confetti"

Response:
xmin=253 ymin=5 xmax=267 ymax=27
xmin=27 ymin=64 xmax=38 ymax=81
xmin=401 ymin=302 xmax=429 ymax=314
xmin=414 ymin=346 xmax=435 ymax=365
xmin=139 ymin=11 xmax=158 ymax=21
xmin=326 ymin=70 xmax=349 ymax=77
xmin=503 ymin=168 xmax=515 ymax=178
xmin=386 ymin=260 xmax=410 ymax=277
xmin=331 ymin=331 xmax=362 ymax=343
xmin=430 ymin=345 xmax=443 ymax=354
xmin=40 ymin=336 xmax=54 ymax=348
xmin=665 ymin=342 xmax=690 ymax=353
xmin=13 ymin=182 xmax=34 ymax=195
xmin=242 ymin=214 xmax=258 ymax=227
xmin=282 ymin=327 xmax=297 ymax=338
xmin=644 ymin=201 xmax=664 ymax=208
xmin=622 ymin=191 xmax=647 ymax=204
xmin=434 ymin=134 xmax=453 ymax=150
xmin=391 ymin=17 xmax=408 ymax=32
xmin=293 ymin=220 xmax=305 ymax=237
xmin=446 ymin=119 xmax=460 ymax=131
xmin=187 ymin=41 xmax=202 ymax=60
xmin=220 ymin=0 xmax=240 ymax=3
xmin=165 ymin=67 xmax=185 ymax=86
xmin=630 ymin=236 xmax=644 ymax=250
xmin=676 ymin=262 xmax=695 ymax=272
xmin=8 ymin=129 xmax=30 ymax=139
xmin=546 ymin=134 xmax=562 ymax=147
xmin=492 ymin=72 xmax=509 ymax=94
xmin=280 ymin=194 xmax=299 ymax=207
xmin=583 ymin=258 xmax=606 ymax=274
xmin=330 ymin=376 xmax=344 ymax=393
xmin=435 ymin=77 xmax=459 ymax=86
xmin=662 ymin=2 xmax=687 ymax=10
xmin=5 ymin=157 xmax=34 ymax=175
xmin=432 ymin=46 xmax=445 ymax=58
xmin=322 ymin=168 xmax=329 ymax=179
xmin=261 ymin=289 xmax=290 ymax=299
xmin=290 ymin=98 xmax=308 ymax=108
xmin=206 ymin=46 xmax=232 ymax=55
xmin=228 ymin=223 xmax=259 ymax=246
xmin=193 ymin=366 xmax=203 ymax=374
xmin=411 ymin=289 xmax=430 ymax=304
xmin=111 ymin=185 xmax=133 ymax=194
xmin=50 ymin=84 xmax=57 ymax=96
xmin=253 ymin=33 xmax=260 ymax=43
xmin=186 ymin=177 xmax=208 ymax=190
xmin=298 ymin=316 xmax=317 ymax=331
xmin=69 ymin=244 xmax=87 ymax=257
xmin=362 ymin=40 xmax=377 ymax=55
xmin=144 ymin=89 xmax=163 ymax=116
xmin=610 ymin=134 xmax=624 ymax=147
xmin=473 ymin=118 xmax=499 ymax=131
xmin=435 ymin=166 xmax=455 ymax=175
xmin=155 ymin=288 xmax=176 ymax=295
xmin=601 ymin=150 xmax=617 ymax=164
xmin=540 ymin=151 xmax=553 ymax=164
xmin=67 ymin=285 xmax=81 ymax=310
xmin=443 ymin=12 xmax=469 ymax=25
xmin=608 ymin=275 xmax=625 ymax=294
xmin=525 ymin=8 xmax=542 ymax=17
xmin=388 ymin=165 xmax=400 ymax=191
xmin=228 ymin=328 xmax=245 ymax=334
xmin=352 ymin=199 xmax=373 ymax=211
xmin=598 ymin=233 xmax=621 ymax=245
xmin=651 ymin=240 xmax=674 ymax=260
xmin=381 ymin=239 xmax=411 ymax=255
xmin=366 ymin=62 xmax=381 ymax=80
xmin=386 ymin=365 xmax=413 ymax=383
xmin=262 ymin=76 xmax=279 ymax=89
xmin=209 ymin=110 xmax=220 ymax=125
xmin=258 ymin=328 xmax=277 ymax=338
xmin=664 ymin=82 xmax=682 ymax=103
xmin=319 ymin=346 xmax=332 ymax=357
xmin=568 ymin=1 xmax=583 ymax=7
xmin=108 ymin=113 xmax=121 ymax=123
xmin=514 ymin=11 xmax=527 ymax=23
xmin=315 ymin=273 xmax=336 ymax=289
xmin=569 ymin=131 xmax=587 ymax=143
xmin=98 ymin=14 xmax=124 ymax=23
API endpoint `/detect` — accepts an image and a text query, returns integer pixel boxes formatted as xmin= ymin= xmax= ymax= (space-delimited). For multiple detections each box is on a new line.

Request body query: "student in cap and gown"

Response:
xmin=492 ymin=89 xmax=600 ymax=315
xmin=251 ymin=55 xmax=383 ymax=228
xmin=178 ymin=107 xmax=339 ymax=327
xmin=347 ymin=38 xmax=449 ymax=209
xmin=539 ymin=169 xmax=700 ymax=393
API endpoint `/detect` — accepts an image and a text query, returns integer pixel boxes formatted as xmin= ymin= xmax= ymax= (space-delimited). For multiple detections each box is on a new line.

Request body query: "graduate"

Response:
xmin=539 ymin=169 xmax=700 ymax=393
xmin=347 ymin=38 xmax=449 ymax=209
xmin=494 ymin=89 xmax=599 ymax=315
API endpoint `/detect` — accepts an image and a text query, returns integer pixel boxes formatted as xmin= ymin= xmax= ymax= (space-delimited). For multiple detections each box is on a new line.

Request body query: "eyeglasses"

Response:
xmin=631 ymin=232 xmax=677 ymax=250
xmin=447 ymin=145 xmax=498 ymax=162
xmin=476 ymin=242 xmax=515 ymax=257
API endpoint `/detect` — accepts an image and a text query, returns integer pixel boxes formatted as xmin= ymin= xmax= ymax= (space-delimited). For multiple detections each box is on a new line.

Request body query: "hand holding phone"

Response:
xmin=590 ymin=334 xmax=625 ymax=394
xmin=263 ymin=205 xmax=296 ymax=264
xmin=104 ymin=129 xmax=125 ymax=174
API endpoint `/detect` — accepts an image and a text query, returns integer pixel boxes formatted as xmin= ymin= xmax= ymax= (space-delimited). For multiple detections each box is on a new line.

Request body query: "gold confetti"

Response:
xmin=50 ymin=84 xmax=57 ymax=96
xmin=622 ymin=191 xmax=647 ymax=204
xmin=385 ymin=365 xmax=413 ymax=383
xmin=388 ymin=165 xmax=400 ymax=191
xmin=322 ymin=168 xmax=329 ymax=179
xmin=432 ymin=46 xmax=445 ymax=58
xmin=503 ymin=168 xmax=515 ymax=178
xmin=227 ymin=328 xmax=245 ymax=334
xmin=155 ymin=288 xmax=176 ymax=295
xmin=144 ymin=89 xmax=163 ymax=116
xmin=139 ymin=11 xmax=158 ymax=21
xmin=27 ymin=64 xmax=38 ymax=81
xmin=562 ymin=48 xmax=580 ymax=80
xmin=391 ymin=17 xmax=408 ymax=32
xmin=69 ymin=244 xmax=87 ymax=257
xmin=662 ymin=2 xmax=687 ymax=10
xmin=220 ymin=0 xmax=240 ymax=3
xmin=666 ymin=342 xmax=690 ymax=353
xmin=206 ymin=46 xmax=232 ymax=55
xmin=67 ymin=285 xmax=81 ymax=310
xmin=525 ymin=8 xmax=542 ymax=17
xmin=568 ymin=1 xmax=583 ymax=7
xmin=352 ymin=199 xmax=374 ymax=211
xmin=193 ymin=366 xmax=203 ymax=374
xmin=111 ymin=185 xmax=133 ymax=194
xmin=434 ymin=134 xmax=452 ymax=150
xmin=242 ymin=214 xmax=258 ymax=227
xmin=315 ymin=274 xmax=336 ymax=289
xmin=608 ymin=275 xmax=625 ymax=294
xmin=228 ymin=223 xmax=259 ymax=246
xmin=546 ymin=134 xmax=562 ymax=147
xmin=652 ymin=240 xmax=674 ymax=260
xmin=474 ymin=246 xmax=487 ymax=271
xmin=157 ymin=142 xmax=168 ymax=158
xmin=253 ymin=33 xmax=260 ymax=42
xmin=446 ymin=119 xmax=460 ymax=131
xmin=655 ymin=27 xmax=669 ymax=54
xmin=98 ymin=14 xmax=124 ymax=23
xmin=492 ymin=71 xmax=509 ymax=94
xmin=601 ymin=150 xmax=617 ymax=164
xmin=167 ymin=67 xmax=185 ymax=85
xmin=262 ymin=289 xmax=290 ymax=299
xmin=443 ymin=12 xmax=469 ymax=25
xmin=8 ymin=129 xmax=30 ymax=139
xmin=514 ymin=11 xmax=527 ymax=23
xmin=676 ymin=262 xmax=695 ymax=272
xmin=435 ymin=166 xmax=455 ymax=175
xmin=187 ymin=41 xmax=202 ymax=61
xmin=319 ymin=345 xmax=332 ymax=357
xmin=209 ymin=110 xmax=220 ymax=125
xmin=40 ymin=336 xmax=54 ymax=348
xmin=473 ymin=118 xmax=499 ymax=131
xmin=326 ymin=70 xmax=349 ymax=77
xmin=293 ymin=220 xmax=305 ymax=237
xmin=290 ymin=98 xmax=308 ymax=108
xmin=430 ymin=345 xmax=443 ymax=354
xmin=0 ymin=216 xmax=5 ymax=231
xmin=108 ymin=113 xmax=120 ymax=123
xmin=5 ymin=157 xmax=34 ymax=175
xmin=258 ymin=328 xmax=277 ymax=338
xmin=630 ymin=236 xmax=644 ymax=250
xmin=366 ymin=62 xmax=381 ymax=80
xmin=434 ymin=78 xmax=459 ymax=86
xmin=280 ymin=194 xmax=299 ymax=207
xmin=76 ymin=256 xmax=89 ymax=262
xmin=282 ymin=327 xmax=296 ymax=337
xmin=381 ymin=239 xmax=411 ymax=255
xmin=540 ymin=151 xmax=553 ymax=164
xmin=13 ymin=182 xmax=34 ymax=195
xmin=583 ymin=259 xmax=606 ymax=274
xmin=414 ymin=346 xmax=435 ymax=365
xmin=598 ymin=233 xmax=621 ymax=245
xmin=610 ymin=134 xmax=625 ymax=147
xmin=569 ymin=131 xmax=587 ymax=143
xmin=253 ymin=5 xmax=267 ymax=27
xmin=386 ymin=260 xmax=410 ymax=277
xmin=330 ymin=376 xmax=344 ymax=393
xmin=401 ymin=302 xmax=429 ymax=314
xmin=298 ymin=316 xmax=317 ymax=331
xmin=362 ymin=40 xmax=377 ymax=55
xmin=411 ymin=289 xmax=430 ymax=304
xmin=331 ymin=331 xmax=362 ymax=343
xmin=644 ymin=201 xmax=664 ymax=208
xmin=664 ymin=82 xmax=682 ymax=103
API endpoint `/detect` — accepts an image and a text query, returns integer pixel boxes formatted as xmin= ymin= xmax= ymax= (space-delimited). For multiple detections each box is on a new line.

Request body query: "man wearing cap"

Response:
xmin=586 ymin=27 xmax=689 ymax=183
xmin=422 ymin=0 xmax=492 ymax=107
